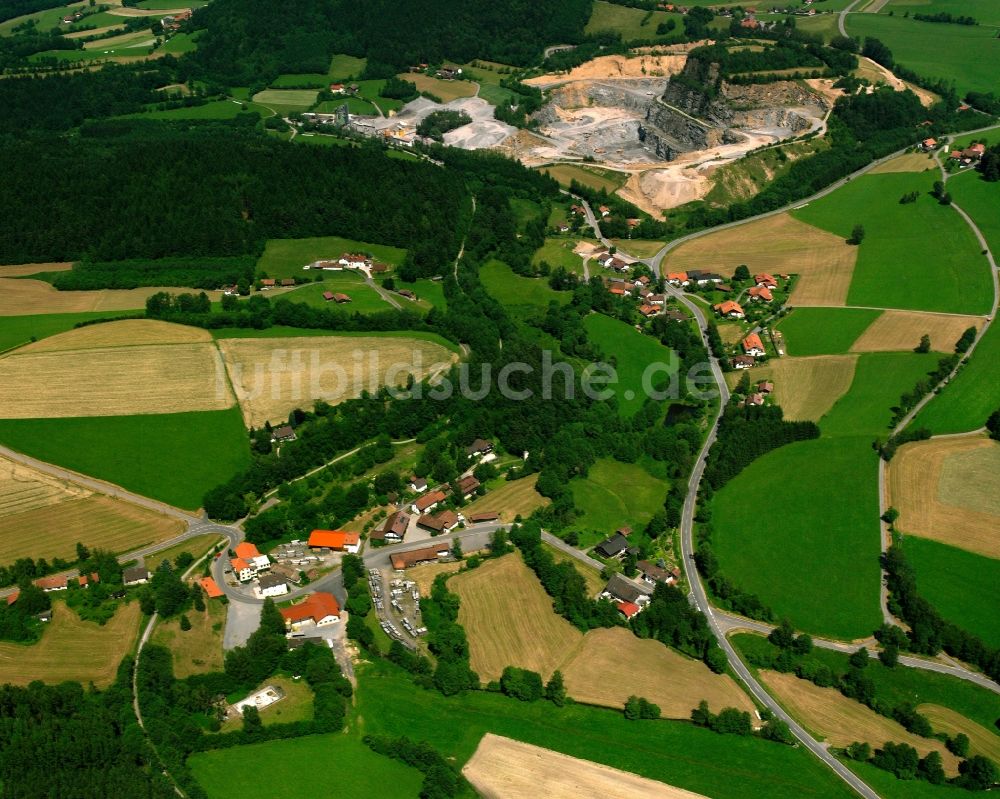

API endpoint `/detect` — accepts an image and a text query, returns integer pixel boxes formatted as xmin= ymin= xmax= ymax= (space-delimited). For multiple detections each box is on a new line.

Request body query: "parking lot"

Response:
xmin=368 ymin=567 xmax=427 ymax=648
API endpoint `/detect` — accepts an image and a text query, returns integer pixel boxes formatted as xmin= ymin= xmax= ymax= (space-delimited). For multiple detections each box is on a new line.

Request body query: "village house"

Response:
xmin=607 ymin=257 xmax=630 ymax=272
xmin=457 ymin=475 xmax=480 ymax=498
xmin=638 ymin=304 xmax=660 ymax=318
xmin=465 ymin=439 xmax=494 ymax=459
xmin=634 ymin=275 xmax=651 ymax=287
xmin=609 ymin=285 xmax=630 ymax=297
xmin=271 ymin=424 xmax=296 ymax=443
xmin=271 ymin=563 xmax=302 ymax=586
xmin=308 ymin=529 xmax=361 ymax=553
xmin=409 ymin=475 xmax=428 ymax=493
xmin=758 ymin=380 xmax=774 ymax=394
xmin=754 ymin=273 xmax=777 ymax=289
xmin=713 ymin=300 xmax=745 ymax=320
xmin=647 ymin=293 xmax=666 ymax=306
xmin=260 ymin=278 xmax=276 ymax=289
xmin=258 ymin=573 xmax=289 ymax=598
xmin=329 ymin=83 xmax=346 ymax=94
xmin=372 ymin=510 xmax=410 ymax=543
xmin=230 ymin=558 xmax=256 ymax=583
xmin=333 ymin=293 xmax=352 ymax=303
xmin=921 ymin=137 xmax=937 ymax=151
xmin=748 ymin=286 xmax=773 ymax=303
xmin=280 ymin=592 xmax=341 ymax=631
xmin=637 ymin=560 xmax=679 ymax=587
xmin=235 ymin=542 xmax=271 ymax=573
xmin=339 ymin=253 xmax=371 ymax=269
xmin=746 ymin=392 xmax=766 ymax=407
xmin=601 ymin=573 xmax=652 ymax=608
xmin=417 ymin=509 xmax=461 ymax=534
xmin=598 ymin=205 xmax=611 ymax=217
xmin=468 ymin=511 xmax=499 ymax=523
xmin=666 ymin=272 xmax=689 ymax=286
xmin=617 ymin=600 xmax=642 ymax=620
xmin=412 ymin=489 xmax=447 ymax=514
xmin=322 ymin=291 xmax=336 ymax=302
xmin=123 ymin=566 xmax=150 ymax=586
xmin=687 ymin=270 xmax=723 ymax=286
xmin=731 ymin=355 xmax=756 ymax=370
xmin=742 ymin=332 xmax=766 ymax=357
xmin=280 ymin=278 xmax=296 ymax=287
xmin=593 ymin=533 xmax=631 ymax=560
xmin=391 ymin=543 xmax=451 ymax=570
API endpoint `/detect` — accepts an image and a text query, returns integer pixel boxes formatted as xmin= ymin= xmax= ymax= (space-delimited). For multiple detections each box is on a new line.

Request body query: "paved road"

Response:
xmin=838 ymin=0 xmax=865 ymax=38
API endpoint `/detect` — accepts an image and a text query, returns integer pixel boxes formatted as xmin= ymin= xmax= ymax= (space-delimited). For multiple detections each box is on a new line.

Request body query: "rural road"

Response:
xmin=838 ymin=0 xmax=865 ymax=38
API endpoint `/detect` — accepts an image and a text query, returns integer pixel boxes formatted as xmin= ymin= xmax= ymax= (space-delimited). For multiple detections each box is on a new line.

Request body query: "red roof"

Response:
xmin=308 ymin=529 xmax=360 ymax=550
xmin=754 ymin=273 xmax=777 ymax=287
xmin=280 ymin=592 xmax=341 ymax=625
xmin=743 ymin=332 xmax=765 ymax=353
xmin=617 ymin=601 xmax=641 ymax=619
xmin=5 ymin=590 xmax=18 ymax=606
xmin=748 ymin=286 xmax=773 ymax=301
xmin=34 ymin=574 xmax=68 ymax=590
xmin=234 ymin=542 xmax=260 ymax=560
xmin=322 ymin=291 xmax=335 ymax=301
xmin=667 ymin=272 xmax=687 ymax=282
xmin=714 ymin=300 xmax=745 ymax=316
xmin=414 ymin=490 xmax=447 ymax=512
xmin=231 ymin=557 xmax=251 ymax=572
xmin=199 ymin=576 xmax=224 ymax=598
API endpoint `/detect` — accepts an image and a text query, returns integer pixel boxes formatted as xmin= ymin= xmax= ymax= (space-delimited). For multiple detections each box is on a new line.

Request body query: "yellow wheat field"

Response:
xmin=463 ymin=734 xmax=709 ymax=799
xmin=851 ymin=311 xmax=984 ymax=353
xmin=21 ymin=319 xmax=211 ymax=353
xmin=0 ymin=278 xmax=214 ymax=316
xmin=217 ymin=335 xmax=456 ymax=427
xmin=0 ymin=454 xmax=91 ymax=517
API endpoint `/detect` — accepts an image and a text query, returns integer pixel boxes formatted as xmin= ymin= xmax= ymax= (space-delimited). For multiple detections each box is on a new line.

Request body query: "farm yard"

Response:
xmin=560 ymin=627 xmax=755 ymax=719
xmin=216 ymin=334 xmax=456 ymax=427
xmin=664 ymin=213 xmax=858 ymax=307
xmin=887 ymin=435 xmax=1000 ymax=560
xmin=449 ymin=553 xmax=582 ymax=683
xmin=725 ymin=355 xmax=857 ymax=422
xmin=256 ymin=235 xmax=407 ymax=281
xmin=463 ymin=734 xmax=709 ymax=799
xmin=0 ymin=601 xmax=141 ymax=688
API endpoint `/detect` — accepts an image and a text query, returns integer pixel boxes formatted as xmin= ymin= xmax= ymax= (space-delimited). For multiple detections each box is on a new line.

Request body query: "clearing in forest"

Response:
xmin=887 ymin=435 xmax=1000 ymax=560
xmin=850 ymin=311 xmax=984 ymax=354
xmin=217 ymin=335 xmax=456 ymax=427
xmin=725 ymin=355 xmax=857 ymax=422
xmin=664 ymin=213 xmax=858 ymax=307
xmin=463 ymin=734 xmax=709 ymax=799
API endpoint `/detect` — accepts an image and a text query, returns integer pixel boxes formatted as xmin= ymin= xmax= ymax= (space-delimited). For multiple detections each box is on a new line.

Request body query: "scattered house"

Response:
xmin=921 ymin=137 xmax=937 ymax=150
xmin=339 ymin=253 xmax=371 ymax=269
xmin=5 ymin=591 xmax=18 ymax=606
xmin=601 ymin=573 xmax=651 ymax=606
xmin=647 ymin=293 xmax=666 ymax=306
xmin=638 ymin=304 xmax=660 ymax=318
xmin=436 ymin=66 xmax=462 ymax=79
xmin=280 ymin=592 xmax=341 ymax=631
xmin=370 ymin=262 xmax=389 ymax=274
xmin=715 ymin=283 xmax=733 ymax=293
xmin=637 ymin=560 xmax=679 ymax=586
xmin=258 ymin=573 xmax=289 ymax=598
xmin=742 ymin=332 xmax=766 ymax=357
xmin=594 ymin=533 xmax=630 ymax=560
xmin=417 ymin=509 xmax=461 ymax=534
xmin=570 ymin=204 xmax=585 ymax=216
xmin=308 ymin=529 xmax=361 ymax=553
xmin=626 ymin=218 xmax=640 ymax=229
xmin=457 ymin=475 xmax=480 ymax=498
xmin=634 ymin=275 xmax=651 ymax=287
xmin=757 ymin=380 xmax=774 ymax=394
xmin=607 ymin=257 xmax=630 ymax=272
xmin=713 ymin=300 xmax=745 ymax=319
xmin=322 ymin=291 xmax=336 ymax=302
xmin=397 ymin=289 xmax=416 ymax=300
xmin=260 ymin=278 xmax=276 ymax=289
xmin=372 ymin=510 xmax=410 ymax=543
xmin=271 ymin=424 xmax=296 ymax=443
xmin=329 ymin=83 xmax=346 ymax=94
xmin=616 ymin=526 xmax=632 ymax=537
xmin=465 ymin=439 xmax=494 ymax=459
xmin=731 ymin=355 xmax=756 ymax=370
xmin=468 ymin=511 xmax=499 ymax=523
xmin=598 ymin=205 xmax=611 ymax=217
xmin=617 ymin=600 xmax=642 ymax=620
xmin=35 ymin=573 xmax=97 ymax=592
xmin=409 ymin=475 xmax=428 ymax=493
xmin=391 ymin=543 xmax=451 ymax=570
xmin=748 ymin=286 xmax=773 ymax=303
xmin=666 ymin=271 xmax=689 ymax=286
xmin=746 ymin=392 xmax=766 ymax=406
xmin=663 ymin=309 xmax=687 ymax=323
xmin=333 ymin=293 xmax=352 ymax=303
xmin=739 ymin=17 xmax=759 ymax=29
xmin=199 ymin=576 xmax=224 ymax=599
xmin=123 ymin=566 xmax=150 ymax=586
xmin=412 ymin=489 xmax=447 ymax=514
xmin=754 ymin=273 xmax=778 ymax=289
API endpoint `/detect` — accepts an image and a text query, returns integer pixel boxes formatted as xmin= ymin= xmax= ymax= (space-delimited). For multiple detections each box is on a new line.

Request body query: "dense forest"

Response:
xmin=0 ymin=0 xmax=64 ymax=22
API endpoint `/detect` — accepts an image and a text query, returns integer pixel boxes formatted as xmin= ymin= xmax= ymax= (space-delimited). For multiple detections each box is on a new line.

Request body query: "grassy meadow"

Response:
xmin=480 ymin=259 xmax=570 ymax=314
xmin=0 ymin=408 xmax=250 ymax=510
xmin=570 ymin=458 xmax=668 ymax=545
xmin=791 ymin=173 xmax=991 ymax=315
xmin=776 ymin=308 xmax=881 ymax=356
xmin=257 ymin=236 xmax=406 ymax=280
xmin=532 ymin=238 xmax=585 ymax=275
xmin=284 ymin=276 xmax=391 ymax=314
xmin=539 ymin=163 xmax=627 ymax=194
xmin=0 ymin=311 xmax=117 ymax=353
xmin=585 ymin=0 xmax=683 ymax=40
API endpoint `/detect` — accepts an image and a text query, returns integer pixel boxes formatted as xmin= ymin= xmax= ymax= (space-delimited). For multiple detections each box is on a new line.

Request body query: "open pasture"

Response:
xmin=462 ymin=473 xmax=550 ymax=522
xmin=250 ymin=89 xmax=318 ymax=113
xmin=850 ymin=310 xmax=984 ymax=353
xmin=533 ymin=238 xmax=586 ymax=275
xmin=217 ymin=334 xmax=455 ymax=427
xmin=725 ymin=355 xmax=857 ymax=422
xmin=792 ymin=172 xmax=991 ymax=315
xmin=665 ymin=213 xmax=858 ymax=307
xmin=561 ymin=627 xmax=755 ymax=719
xmin=760 ymin=671 xmax=959 ymax=773
xmin=585 ymin=1 xmax=683 ymax=41
xmin=480 ymin=259 xmax=570 ymax=313
xmin=0 ymin=278 xmax=193 ymax=316
xmin=463 ymin=734 xmax=709 ymax=799
xmin=570 ymin=458 xmax=668 ymax=543
xmin=887 ymin=435 xmax=1000 ymax=559
xmin=328 ymin=53 xmax=367 ymax=78
xmin=0 ymin=602 xmax=141 ymax=688
xmin=449 ymin=553 xmax=583 ymax=683
xmin=257 ymin=236 xmax=406 ymax=281
xmin=776 ymin=308 xmax=881 ymax=356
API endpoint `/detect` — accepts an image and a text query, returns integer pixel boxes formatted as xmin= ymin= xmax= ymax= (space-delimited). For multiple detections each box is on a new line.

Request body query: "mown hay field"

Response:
xmin=398 ymin=73 xmax=478 ymax=102
xmin=724 ymin=355 xmax=857 ymax=421
xmin=868 ymin=152 xmax=937 ymax=174
xmin=152 ymin=597 xmax=227 ymax=678
xmin=0 ymin=262 xmax=72 ymax=277
xmin=561 ymin=627 xmax=754 ymax=719
xmin=406 ymin=560 xmax=465 ymax=596
xmin=0 ymin=278 xmax=199 ymax=316
xmin=0 ymin=494 xmax=184 ymax=563
xmin=0 ymin=453 xmax=90 ymax=516
xmin=217 ymin=335 xmax=456 ymax=427
xmin=887 ymin=435 xmax=1000 ymax=559
xmin=850 ymin=311 xmax=984 ymax=354
xmin=539 ymin=163 xmax=627 ymax=194
xmin=664 ymin=213 xmax=858 ymax=307
xmin=0 ymin=601 xmax=141 ymax=687
xmin=462 ymin=473 xmax=550 ymax=522
xmin=463 ymin=734 xmax=709 ymax=799
xmin=760 ymin=671 xmax=960 ymax=774
xmin=916 ymin=704 xmax=1000 ymax=765
xmin=22 ymin=318 xmax=211 ymax=351
xmin=450 ymin=554 xmax=582 ymax=683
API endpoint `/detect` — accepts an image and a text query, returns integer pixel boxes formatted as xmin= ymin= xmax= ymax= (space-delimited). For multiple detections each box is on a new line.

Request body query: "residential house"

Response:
xmin=637 ymin=560 xmax=679 ymax=587
xmin=742 ymin=332 xmax=766 ymax=357
xmin=666 ymin=272 xmax=689 ymax=286
xmin=271 ymin=424 xmax=296 ymax=443
xmin=123 ymin=566 xmax=150 ymax=586
xmin=598 ymin=205 xmax=611 ymax=217
xmin=417 ymin=509 xmax=460 ymax=534
xmin=271 ymin=563 xmax=302 ymax=585
xmin=626 ymin=218 xmax=640 ymax=229
xmin=617 ymin=601 xmax=642 ymax=620
xmin=333 ymin=293 xmax=352 ymax=303
xmin=260 ymin=278 xmax=276 ymax=289
xmin=601 ymin=573 xmax=651 ymax=606
xmin=280 ymin=592 xmax=341 ymax=631
xmin=616 ymin=526 xmax=632 ymax=537
xmin=921 ymin=137 xmax=937 ymax=150
xmin=466 ymin=439 xmax=494 ymax=458
xmin=230 ymin=558 xmax=255 ymax=583
xmin=258 ymin=573 xmax=289 ymax=598
xmin=746 ymin=392 xmax=766 ymax=406
xmin=339 ymin=253 xmax=371 ymax=269
xmin=634 ymin=275 xmax=651 ymax=287
xmin=638 ymin=304 xmax=660 ymax=318
xmin=663 ymin=309 xmax=687 ymax=323
xmin=713 ymin=300 xmax=745 ymax=319
xmin=390 ymin=543 xmax=451 ymax=570
xmin=372 ymin=510 xmax=410 ymax=543
xmin=609 ymin=285 xmax=630 ymax=297
xmin=748 ymin=286 xmax=773 ymax=303
xmin=308 ymin=529 xmax=361 ymax=553
xmin=754 ymin=273 xmax=777 ymax=289
xmin=235 ymin=542 xmax=270 ymax=573
xmin=457 ymin=475 xmax=480 ymax=498
xmin=412 ymin=489 xmax=447 ymax=514
xmin=409 ymin=475 xmax=428 ymax=493
xmin=607 ymin=257 xmax=630 ymax=272
xmin=757 ymin=380 xmax=774 ymax=394
xmin=329 ymin=83 xmax=346 ymax=94
xmin=647 ymin=293 xmax=666 ymax=306
xmin=687 ymin=270 xmax=723 ymax=286
xmin=200 ymin=576 xmax=224 ymax=598
xmin=731 ymin=355 xmax=756 ymax=369
xmin=280 ymin=278 xmax=296 ymax=287
xmin=594 ymin=533 xmax=630 ymax=559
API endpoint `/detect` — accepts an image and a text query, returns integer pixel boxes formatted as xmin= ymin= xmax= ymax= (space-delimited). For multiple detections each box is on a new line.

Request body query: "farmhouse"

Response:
xmin=748 ymin=286 xmax=773 ymax=303
xmin=731 ymin=355 xmax=756 ymax=369
xmin=372 ymin=510 xmax=410 ymax=543
xmin=634 ymin=275 xmax=650 ymax=287
xmin=330 ymin=83 xmax=346 ymax=94
xmin=686 ymin=270 xmax=723 ymax=286
xmin=339 ymin=253 xmax=371 ymax=269
xmin=638 ymin=304 xmax=660 ymax=318
xmin=260 ymin=279 xmax=276 ymax=289
xmin=637 ymin=560 xmax=679 ymax=586
xmin=271 ymin=424 xmax=297 ymax=443
xmin=235 ymin=542 xmax=270 ymax=572
xmin=258 ymin=573 xmax=289 ymax=598
xmin=921 ymin=137 xmax=937 ymax=150
xmin=412 ymin=489 xmax=447 ymax=514
xmin=322 ymin=291 xmax=335 ymax=302
xmin=466 ymin=439 xmax=494 ymax=459
xmin=417 ymin=509 xmax=461 ymax=534
xmin=647 ymin=294 xmax=666 ymax=306
xmin=714 ymin=300 xmax=745 ymax=319
xmin=333 ymin=293 xmax=352 ymax=303
xmin=758 ymin=380 xmax=774 ymax=394
xmin=199 ymin=576 xmax=224 ymax=598
xmin=280 ymin=591 xmax=341 ymax=631
xmin=398 ymin=289 xmax=416 ymax=300
xmin=742 ymin=333 xmax=766 ymax=357
xmin=308 ymin=529 xmax=361 ymax=553
xmin=609 ymin=285 xmax=629 ymax=297
xmin=391 ymin=543 xmax=450 ymax=570
xmin=457 ymin=475 xmax=480 ymax=498
xmin=601 ymin=573 xmax=651 ymax=606
xmin=409 ymin=475 xmax=428 ymax=492
xmin=594 ymin=533 xmax=630 ymax=560
xmin=617 ymin=601 xmax=642 ymax=620
xmin=599 ymin=205 xmax=611 ymax=217
xmin=230 ymin=558 xmax=256 ymax=583
xmin=123 ymin=566 xmax=150 ymax=586
xmin=666 ymin=272 xmax=689 ymax=286
xmin=754 ymin=273 xmax=777 ymax=289
xmin=746 ymin=392 xmax=766 ymax=406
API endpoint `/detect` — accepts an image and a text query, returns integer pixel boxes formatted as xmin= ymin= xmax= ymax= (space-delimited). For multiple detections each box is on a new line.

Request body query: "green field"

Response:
xmin=357 ymin=662 xmax=856 ymax=799
xmin=539 ymin=163 xmax=627 ymax=194
xmin=583 ymin=313 xmax=676 ymax=417
xmin=847 ymin=761 xmax=966 ymax=799
xmin=846 ymin=13 xmax=1000 ymax=96
xmin=0 ymin=408 xmax=250 ymax=510
xmin=904 ymin=537 xmax=1000 ymax=648
xmin=949 ymin=171 xmax=1000 ymax=261
xmin=776 ymin=308 xmax=882 ymax=356
xmin=712 ymin=436 xmax=882 ymax=640
xmin=885 ymin=0 xmax=1000 ymax=25
xmin=127 ymin=99 xmax=272 ymax=120
xmin=258 ymin=236 xmax=406 ymax=280
xmin=284 ymin=275 xmax=392 ymax=314
xmin=0 ymin=311 xmax=119 ymax=353
xmin=585 ymin=0 xmax=683 ymax=40
xmin=251 ymin=89 xmax=318 ymax=114
xmin=570 ymin=458 xmax=668 ymax=545
xmin=189 ymin=735 xmax=424 ymax=799
xmin=533 ymin=237 xmax=585 ymax=276
xmin=480 ymin=259 xmax=570 ymax=313
xmin=137 ymin=0 xmax=210 ymax=8
xmin=405 ymin=278 xmax=447 ymax=311
xmin=161 ymin=32 xmax=197 ymax=55
xmin=913 ymin=316 xmax=1000 ymax=434
xmin=791 ymin=173 xmax=991 ymax=315
xmin=328 ymin=53 xmax=367 ymax=79
xmin=476 ymin=82 xmax=517 ymax=107
xmin=510 ymin=198 xmax=543 ymax=229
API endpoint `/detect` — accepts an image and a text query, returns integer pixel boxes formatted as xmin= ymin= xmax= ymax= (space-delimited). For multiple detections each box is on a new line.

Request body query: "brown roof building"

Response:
xmin=391 ymin=544 xmax=450 ymax=570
